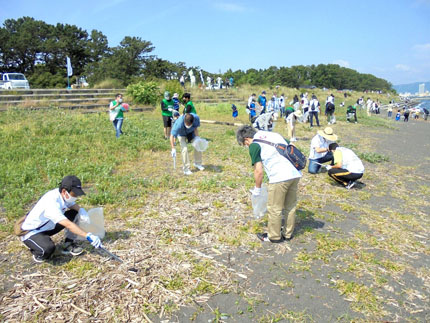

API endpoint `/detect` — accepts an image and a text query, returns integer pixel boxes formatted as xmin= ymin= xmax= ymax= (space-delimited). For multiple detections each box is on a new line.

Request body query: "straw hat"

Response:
xmin=317 ymin=127 xmax=338 ymax=141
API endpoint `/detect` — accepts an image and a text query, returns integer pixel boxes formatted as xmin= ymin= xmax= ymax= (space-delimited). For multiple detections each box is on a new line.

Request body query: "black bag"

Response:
xmin=253 ymin=139 xmax=307 ymax=171
xmin=311 ymin=102 xmax=316 ymax=111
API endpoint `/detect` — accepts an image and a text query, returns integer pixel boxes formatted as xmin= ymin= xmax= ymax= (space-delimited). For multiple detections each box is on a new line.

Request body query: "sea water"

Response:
xmin=416 ymin=99 xmax=430 ymax=112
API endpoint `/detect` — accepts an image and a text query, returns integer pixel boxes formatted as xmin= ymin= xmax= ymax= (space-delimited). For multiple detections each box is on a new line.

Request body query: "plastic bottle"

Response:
xmin=251 ymin=186 xmax=268 ymax=219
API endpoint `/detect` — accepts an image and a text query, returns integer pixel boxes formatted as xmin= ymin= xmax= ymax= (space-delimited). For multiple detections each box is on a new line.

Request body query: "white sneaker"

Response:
xmin=193 ymin=163 xmax=205 ymax=171
xmin=184 ymin=169 xmax=192 ymax=176
xmin=290 ymin=137 xmax=297 ymax=142
xmin=33 ymin=254 xmax=44 ymax=263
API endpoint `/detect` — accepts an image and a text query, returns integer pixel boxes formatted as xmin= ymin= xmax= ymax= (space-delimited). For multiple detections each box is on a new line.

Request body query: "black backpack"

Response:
xmin=253 ymin=139 xmax=307 ymax=171
xmin=311 ymin=102 xmax=316 ymax=111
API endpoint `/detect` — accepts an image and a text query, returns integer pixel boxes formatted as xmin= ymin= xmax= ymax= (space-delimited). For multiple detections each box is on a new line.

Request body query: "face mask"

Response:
xmin=118 ymin=98 xmax=123 ymax=103
xmin=185 ymin=124 xmax=192 ymax=129
xmin=64 ymin=191 xmax=77 ymax=205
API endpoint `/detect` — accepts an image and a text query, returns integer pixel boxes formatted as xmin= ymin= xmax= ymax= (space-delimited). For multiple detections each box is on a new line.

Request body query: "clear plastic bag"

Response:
xmin=192 ymin=137 xmax=208 ymax=152
xmin=76 ymin=207 xmax=105 ymax=240
xmin=251 ymin=186 xmax=268 ymax=219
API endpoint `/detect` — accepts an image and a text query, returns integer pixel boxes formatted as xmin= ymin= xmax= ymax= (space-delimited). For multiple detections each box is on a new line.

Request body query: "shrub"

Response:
xmin=28 ymin=71 xmax=67 ymax=88
xmin=126 ymin=81 xmax=160 ymax=106
xmin=92 ymin=78 xmax=124 ymax=89
xmin=163 ymin=80 xmax=184 ymax=99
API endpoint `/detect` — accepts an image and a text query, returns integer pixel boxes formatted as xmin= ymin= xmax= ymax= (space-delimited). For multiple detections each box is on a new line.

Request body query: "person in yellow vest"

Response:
xmin=161 ymin=91 xmax=175 ymax=139
xmin=327 ymin=143 xmax=364 ymax=189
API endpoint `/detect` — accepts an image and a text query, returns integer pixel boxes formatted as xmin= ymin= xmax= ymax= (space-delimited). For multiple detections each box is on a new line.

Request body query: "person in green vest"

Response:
xmin=161 ymin=91 xmax=175 ymax=139
xmin=182 ymin=93 xmax=196 ymax=114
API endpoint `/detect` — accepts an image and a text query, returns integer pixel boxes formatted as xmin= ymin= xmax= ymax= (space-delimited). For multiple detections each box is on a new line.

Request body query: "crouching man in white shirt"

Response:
xmin=326 ymin=143 xmax=364 ymax=189
xmin=18 ymin=175 xmax=102 ymax=263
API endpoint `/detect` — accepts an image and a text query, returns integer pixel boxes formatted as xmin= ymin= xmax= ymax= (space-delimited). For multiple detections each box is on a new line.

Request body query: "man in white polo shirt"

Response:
xmin=326 ymin=143 xmax=364 ymax=189
xmin=19 ymin=175 xmax=102 ymax=263
xmin=236 ymin=125 xmax=302 ymax=242
xmin=308 ymin=127 xmax=338 ymax=174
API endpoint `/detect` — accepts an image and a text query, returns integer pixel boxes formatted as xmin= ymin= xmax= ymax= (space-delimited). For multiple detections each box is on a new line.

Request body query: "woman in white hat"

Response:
xmin=308 ymin=127 xmax=338 ymax=174
xmin=286 ymin=110 xmax=302 ymax=142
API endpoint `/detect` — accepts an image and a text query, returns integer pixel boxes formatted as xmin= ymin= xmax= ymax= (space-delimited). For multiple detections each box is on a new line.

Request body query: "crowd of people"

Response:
xmin=19 ymin=87 xmax=427 ymax=264
xmin=237 ymin=89 xmax=372 ymax=244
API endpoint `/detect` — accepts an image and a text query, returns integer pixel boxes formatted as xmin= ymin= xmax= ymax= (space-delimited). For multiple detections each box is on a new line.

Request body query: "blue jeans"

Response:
xmin=308 ymin=152 xmax=334 ymax=174
xmin=112 ymin=118 xmax=123 ymax=138
xmin=309 ymin=111 xmax=320 ymax=126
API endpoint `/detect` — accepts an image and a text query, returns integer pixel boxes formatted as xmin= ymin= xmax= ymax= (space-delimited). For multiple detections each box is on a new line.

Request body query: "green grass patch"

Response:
xmin=335 ymin=280 xmax=385 ymax=317
xmin=0 ymin=109 xmax=167 ymax=221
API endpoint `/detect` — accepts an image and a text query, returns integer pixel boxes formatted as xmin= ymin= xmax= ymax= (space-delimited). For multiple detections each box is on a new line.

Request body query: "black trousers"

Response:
xmin=328 ymin=168 xmax=363 ymax=186
xmin=23 ymin=210 xmax=78 ymax=259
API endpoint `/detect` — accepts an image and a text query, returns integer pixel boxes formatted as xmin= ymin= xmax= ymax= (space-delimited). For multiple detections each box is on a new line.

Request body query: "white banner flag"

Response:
xmin=66 ymin=56 xmax=73 ymax=77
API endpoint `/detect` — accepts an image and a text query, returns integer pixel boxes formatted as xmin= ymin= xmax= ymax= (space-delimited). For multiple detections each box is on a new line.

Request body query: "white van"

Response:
xmin=0 ymin=73 xmax=31 ymax=89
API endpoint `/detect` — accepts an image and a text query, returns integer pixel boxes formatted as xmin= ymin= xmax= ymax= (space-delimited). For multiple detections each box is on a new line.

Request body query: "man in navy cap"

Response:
xmin=17 ymin=175 xmax=102 ymax=263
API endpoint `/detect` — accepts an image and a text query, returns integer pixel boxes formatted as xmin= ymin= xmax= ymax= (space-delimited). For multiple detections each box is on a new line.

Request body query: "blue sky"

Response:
xmin=1 ymin=0 xmax=430 ymax=85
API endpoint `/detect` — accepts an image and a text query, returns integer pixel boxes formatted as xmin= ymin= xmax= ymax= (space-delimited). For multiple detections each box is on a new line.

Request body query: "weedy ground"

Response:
xmin=0 ymin=99 xmax=429 ymax=322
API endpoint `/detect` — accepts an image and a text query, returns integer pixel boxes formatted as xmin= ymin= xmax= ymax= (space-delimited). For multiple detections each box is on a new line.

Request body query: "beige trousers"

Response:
xmin=287 ymin=123 xmax=295 ymax=139
xmin=267 ymin=178 xmax=300 ymax=240
xmin=178 ymin=136 xmax=202 ymax=172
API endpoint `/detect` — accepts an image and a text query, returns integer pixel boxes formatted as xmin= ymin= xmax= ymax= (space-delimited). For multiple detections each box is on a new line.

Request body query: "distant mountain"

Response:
xmin=393 ymin=81 xmax=430 ymax=94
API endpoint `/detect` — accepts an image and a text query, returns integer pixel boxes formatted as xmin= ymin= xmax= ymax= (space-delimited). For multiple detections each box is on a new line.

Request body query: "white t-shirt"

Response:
xmin=247 ymin=96 xmax=254 ymax=107
xmin=302 ymin=97 xmax=309 ymax=108
xmin=286 ymin=113 xmax=296 ymax=127
xmin=21 ymin=188 xmax=73 ymax=241
xmin=336 ymin=147 xmax=365 ymax=174
xmin=280 ymin=96 xmax=285 ymax=108
xmin=253 ymin=131 xmax=302 ymax=183
xmin=309 ymin=99 xmax=320 ymax=112
xmin=309 ymin=134 xmax=333 ymax=159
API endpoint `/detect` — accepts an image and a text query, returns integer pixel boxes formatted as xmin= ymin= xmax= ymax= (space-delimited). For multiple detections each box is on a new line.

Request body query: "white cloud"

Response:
xmin=395 ymin=64 xmax=412 ymax=71
xmin=413 ymin=43 xmax=430 ymax=52
xmin=213 ymin=2 xmax=247 ymax=12
xmin=332 ymin=59 xmax=350 ymax=68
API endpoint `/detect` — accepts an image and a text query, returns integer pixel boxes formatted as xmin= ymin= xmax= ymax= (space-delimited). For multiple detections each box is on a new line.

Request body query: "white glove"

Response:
xmin=325 ymin=165 xmax=332 ymax=170
xmin=78 ymin=208 xmax=90 ymax=224
xmin=168 ymin=108 xmax=173 ymax=112
xmin=171 ymin=148 xmax=176 ymax=158
xmin=249 ymin=187 xmax=261 ymax=196
xmin=79 ymin=208 xmax=88 ymax=217
xmin=86 ymin=233 xmax=102 ymax=248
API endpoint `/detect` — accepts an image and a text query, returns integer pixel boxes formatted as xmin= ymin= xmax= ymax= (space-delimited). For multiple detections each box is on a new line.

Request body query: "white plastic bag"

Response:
xmin=109 ymin=110 xmax=117 ymax=121
xmin=251 ymin=186 xmax=268 ymax=219
xmin=192 ymin=137 xmax=208 ymax=152
xmin=76 ymin=207 xmax=105 ymax=240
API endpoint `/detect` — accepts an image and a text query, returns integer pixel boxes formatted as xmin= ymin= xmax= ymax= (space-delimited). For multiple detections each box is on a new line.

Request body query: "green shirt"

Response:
xmin=249 ymin=143 xmax=262 ymax=166
xmin=111 ymin=100 xmax=123 ymax=119
xmin=184 ymin=101 xmax=196 ymax=114
xmin=161 ymin=99 xmax=174 ymax=117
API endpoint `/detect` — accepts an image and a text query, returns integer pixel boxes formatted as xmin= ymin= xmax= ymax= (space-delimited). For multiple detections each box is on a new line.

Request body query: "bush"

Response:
xmin=92 ymin=78 xmax=124 ymax=89
xmin=126 ymin=81 xmax=160 ymax=106
xmin=28 ymin=71 xmax=67 ymax=89
xmin=163 ymin=80 xmax=184 ymax=99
